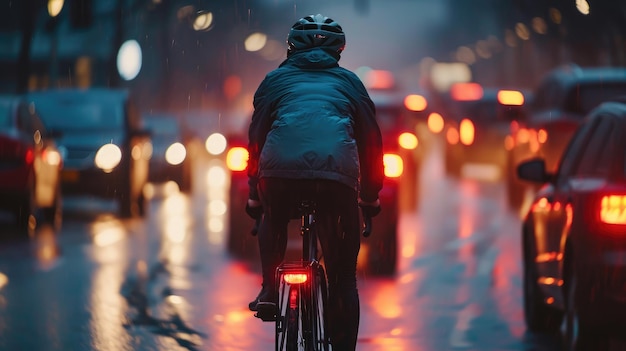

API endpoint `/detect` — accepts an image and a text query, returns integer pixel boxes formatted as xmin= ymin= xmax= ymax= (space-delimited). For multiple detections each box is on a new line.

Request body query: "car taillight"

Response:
xmin=398 ymin=132 xmax=418 ymax=150
xmin=284 ymin=273 xmax=308 ymax=284
xmin=24 ymin=148 xmax=35 ymax=165
xmin=383 ymin=153 xmax=403 ymax=178
xmin=600 ymin=195 xmax=626 ymax=225
xmin=226 ymin=146 xmax=248 ymax=171
xmin=459 ymin=118 xmax=475 ymax=146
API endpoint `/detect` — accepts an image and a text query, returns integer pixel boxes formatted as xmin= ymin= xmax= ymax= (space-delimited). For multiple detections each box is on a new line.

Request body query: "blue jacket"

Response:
xmin=247 ymin=48 xmax=384 ymax=202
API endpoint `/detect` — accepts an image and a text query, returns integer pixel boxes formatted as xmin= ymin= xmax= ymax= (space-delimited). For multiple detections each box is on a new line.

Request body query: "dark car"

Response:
xmin=225 ymin=78 xmax=425 ymax=276
xmin=28 ymin=88 xmax=151 ymax=218
xmin=518 ymin=100 xmax=626 ymax=349
xmin=0 ymin=95 xmax=63 ymax=231
xmin=143 ymin=113 xmax=194 ymax=193
xmin=441 ymin=84 xmax=529 ymax=178
xmin=506 ymin=65 xmax=626 ymax=209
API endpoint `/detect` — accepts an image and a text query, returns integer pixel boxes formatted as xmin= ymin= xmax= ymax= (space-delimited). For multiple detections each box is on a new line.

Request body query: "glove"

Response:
xmin=359 ymin=199 xmax=381 ymax=218
xmin=245 ymin=199 xmax=263 ymax=220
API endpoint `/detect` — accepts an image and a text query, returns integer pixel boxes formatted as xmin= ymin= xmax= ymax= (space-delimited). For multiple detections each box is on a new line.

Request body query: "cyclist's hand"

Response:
xmin=246 ymin=199 xmax=263 ymax=220
xmin=359 ymin=199 xmax=381 ymax=218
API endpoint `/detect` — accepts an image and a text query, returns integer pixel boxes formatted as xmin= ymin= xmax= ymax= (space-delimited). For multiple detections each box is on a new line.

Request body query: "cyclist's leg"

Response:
xmin=253 ymin=178 xmax=293 ymax=306
xmin=315 ymin=180 xmax=360 ymax=350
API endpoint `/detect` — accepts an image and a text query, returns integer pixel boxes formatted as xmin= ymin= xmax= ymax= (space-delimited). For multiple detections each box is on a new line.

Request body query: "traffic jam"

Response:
xmin=1 ymin=1 xmax=626 ymax=350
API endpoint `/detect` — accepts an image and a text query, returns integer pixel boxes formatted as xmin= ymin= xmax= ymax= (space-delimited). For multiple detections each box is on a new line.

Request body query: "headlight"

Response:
xmin=94 ymin=144 xmax=122 ymax=172
xmin=165 ymin=142 xmax=186 ymax=165
xmin=205 ymin=133 xmax=227 ymax=155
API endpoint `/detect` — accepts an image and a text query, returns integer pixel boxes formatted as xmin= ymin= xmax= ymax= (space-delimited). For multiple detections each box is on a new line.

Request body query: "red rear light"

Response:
xmin=284 ymin=273 xmax=308 ymax=284
xmin=226 ymin=147 xmax=248 ymax=171
xmin=450 ymin=82 xmax=483 ymax=101
xmin=24 ymin=148 xmax=35 ymax=164
xmin=600 ymin=195 xmax=626 ymax=225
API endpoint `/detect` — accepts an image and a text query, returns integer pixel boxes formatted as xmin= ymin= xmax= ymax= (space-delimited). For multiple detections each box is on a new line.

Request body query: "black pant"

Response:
xmin=257 ymin=177 xmax=361 ymax=350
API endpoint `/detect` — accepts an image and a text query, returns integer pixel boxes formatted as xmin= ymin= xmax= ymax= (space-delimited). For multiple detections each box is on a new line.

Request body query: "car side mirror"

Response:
xmin=517 ymin=158 xmax=552 ymax=184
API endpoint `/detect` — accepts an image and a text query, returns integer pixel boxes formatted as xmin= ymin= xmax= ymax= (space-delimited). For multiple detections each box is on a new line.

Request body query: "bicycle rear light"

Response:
xmin=284 ymin=273 xmax=308 ymax=284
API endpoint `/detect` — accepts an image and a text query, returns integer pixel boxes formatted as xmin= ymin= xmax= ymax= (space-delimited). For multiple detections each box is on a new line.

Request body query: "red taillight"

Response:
xmin=600 ymin=195 xmax=626 ymax=225
xmin=284 ymin=273 xmax=308 ymax=285
xmin=226 ymin=147 xmax=248 ymax=171
xmin=24 ymin=148 xmax=35 ymax=164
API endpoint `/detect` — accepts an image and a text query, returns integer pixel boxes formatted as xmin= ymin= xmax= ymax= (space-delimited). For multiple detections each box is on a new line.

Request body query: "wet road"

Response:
xmin=0 ymin=141 xmax=565 ymax=351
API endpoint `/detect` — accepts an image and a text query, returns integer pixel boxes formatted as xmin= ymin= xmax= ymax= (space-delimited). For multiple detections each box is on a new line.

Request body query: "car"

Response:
xmin=28 ymin=88 xmax=151 ymax=218
xmin=143 ymin=113 xmax=194 ymax=193
xmin=440 ymin=83 xmax=529 ymax=178
xmin=518 ymin=100 xmax=626 ymax=349
xmin=225 ymin=72 xmax=425 ymax=276
xmin=505 ymin=64 xmax=626 ymax=210
xmin=0 ymin=95 xmax=63 ymax=231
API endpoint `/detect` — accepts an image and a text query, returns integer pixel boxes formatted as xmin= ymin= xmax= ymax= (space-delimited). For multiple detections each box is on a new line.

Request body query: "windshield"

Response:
xmin=33 ymin=98 xmax=124 ymax=130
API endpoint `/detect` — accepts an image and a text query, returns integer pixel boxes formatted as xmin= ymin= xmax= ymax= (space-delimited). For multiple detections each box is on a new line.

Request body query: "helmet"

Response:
xmin=287 ymin=14 xmax=345 ymax=56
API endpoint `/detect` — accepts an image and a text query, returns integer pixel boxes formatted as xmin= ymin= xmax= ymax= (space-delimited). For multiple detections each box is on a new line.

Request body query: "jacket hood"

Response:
xmin=279 ymin=48 xmax=340 ymax=69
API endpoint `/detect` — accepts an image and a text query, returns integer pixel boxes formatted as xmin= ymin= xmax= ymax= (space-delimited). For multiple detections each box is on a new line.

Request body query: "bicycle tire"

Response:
xmin=277 ymin=283 xmax=303 ymax=351
xmin=310 ymin=264 xmax=330 ymax=351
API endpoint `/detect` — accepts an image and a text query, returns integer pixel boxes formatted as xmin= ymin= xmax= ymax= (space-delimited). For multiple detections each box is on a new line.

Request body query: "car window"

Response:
xmin=34 ymin=98 xmax=124 ymax=130
xmin=564 ymin=83 xmax=626 ymax=115
xmin=0 ymin=100 xmax=11 ymax=129
xmin=572 ymin=116 xmax=614 ymax=177
xmin=554 ymin=117 xmax=600 ymax=182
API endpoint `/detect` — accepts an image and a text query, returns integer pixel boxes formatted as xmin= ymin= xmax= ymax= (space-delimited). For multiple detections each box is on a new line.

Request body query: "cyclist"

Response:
xmin=245 ymin=14 xmax=384 ymax=350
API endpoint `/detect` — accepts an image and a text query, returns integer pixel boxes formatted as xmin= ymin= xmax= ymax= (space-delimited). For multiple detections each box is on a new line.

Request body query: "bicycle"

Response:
xmin=252 ymin=201 xmax=372 ymax=351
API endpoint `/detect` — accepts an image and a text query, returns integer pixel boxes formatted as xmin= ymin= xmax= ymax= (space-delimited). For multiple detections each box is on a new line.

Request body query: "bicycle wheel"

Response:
xmin=277 ymin=283 xmax=303 ymax=351
xmin=309 ymin=265 xmax=330 ymax=351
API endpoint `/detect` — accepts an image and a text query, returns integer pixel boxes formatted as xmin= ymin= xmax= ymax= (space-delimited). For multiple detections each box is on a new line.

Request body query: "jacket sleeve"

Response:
xmin=247 ymin=77 xmax=273 ymax=200
xmin=353 ymin=83 xmax=384 ymax=202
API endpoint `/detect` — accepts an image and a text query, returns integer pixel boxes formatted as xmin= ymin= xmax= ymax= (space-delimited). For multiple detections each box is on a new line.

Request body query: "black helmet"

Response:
xmin=287 ymin=14 xmax=345 ymax=56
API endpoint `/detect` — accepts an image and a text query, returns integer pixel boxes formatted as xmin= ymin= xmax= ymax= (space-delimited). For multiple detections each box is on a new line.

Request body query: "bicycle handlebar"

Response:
xmin=251 ymin=212 xmax=372 ymax=237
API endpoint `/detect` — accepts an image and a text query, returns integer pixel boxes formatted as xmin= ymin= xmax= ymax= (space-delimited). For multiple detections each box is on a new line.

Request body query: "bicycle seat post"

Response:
xmin=299 ymin=200 xmax=316 ymax=263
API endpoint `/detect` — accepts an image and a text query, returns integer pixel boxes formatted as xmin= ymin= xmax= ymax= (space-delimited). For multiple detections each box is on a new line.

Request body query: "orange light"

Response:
xmin=537 ymin=128 xmax=548 ymax=143
xmin=600 ymin=195 xmax=626 ymax=224
xmin=226 ymin=147 xmax=248 ymax=171
xmin=516 ymin=128 xmax=529 ymax=144
xmin=403 ymin=94 xmax=427 ymax=112
xmin=504 ymin=135 xmax=514 ymax=151
xmin=398 ymin=132 xmax=418 ymax=150
xmin=497 ymin=90 xmax=524 ymax=106
xmin=284 ymin=273 xmax=308 ymax=284
xmin=428 ymin=112 xmax=444 ymax=133
xmin=446 ymin=127 xmax=459 ymax=145
xmin=383 ymin=153 xmax=403 ymax=178
xmin=450 ymin=82 xmax=483 ymax=101
xmin=459 ymin=118 xmax=475 ymax=146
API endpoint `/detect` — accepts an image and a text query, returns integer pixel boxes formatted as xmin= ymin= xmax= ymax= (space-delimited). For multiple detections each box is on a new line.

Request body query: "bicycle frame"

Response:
xmin=274 ymin=201 xmax=330 ymax=351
